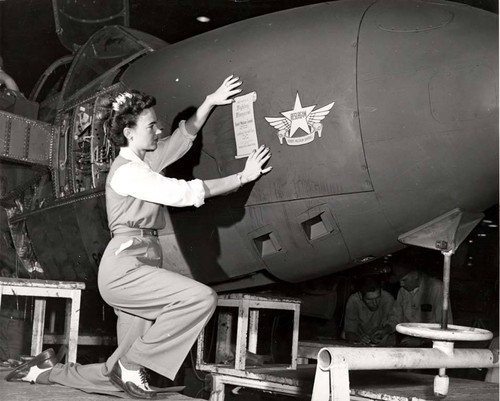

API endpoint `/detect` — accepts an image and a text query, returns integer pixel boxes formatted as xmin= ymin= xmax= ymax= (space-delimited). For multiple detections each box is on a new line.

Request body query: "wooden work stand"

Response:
xmin=0 ymin=277 xmax=85 ymax=363
xmin=196 ymin=293 xmax=304 ymax=400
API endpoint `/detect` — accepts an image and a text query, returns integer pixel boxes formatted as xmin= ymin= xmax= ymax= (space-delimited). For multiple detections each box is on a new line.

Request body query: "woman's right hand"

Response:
xmin=206 ymin=75 xmax=243 ymax=106
xmin=241 ymin=145 xmax=272 ymax=184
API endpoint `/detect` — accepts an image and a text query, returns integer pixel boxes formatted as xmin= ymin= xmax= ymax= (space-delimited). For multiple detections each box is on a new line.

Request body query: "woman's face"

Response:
xmin=127 ymin=108 xmax=162 ymax=152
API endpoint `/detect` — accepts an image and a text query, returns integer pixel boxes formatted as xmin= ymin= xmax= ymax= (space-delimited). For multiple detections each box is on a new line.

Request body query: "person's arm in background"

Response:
xmin=371 ymin=290 xmax=395 ymax=343
xmin=372 ymin=290 xmax=402 ymax=344
xmin=344 ymin=296 xmax=360 ymax=343
xmin=0 ymin=70 xmax=20 ymax=92
xmin=344 ymin=294 xmax=370 ymax=344
xmin=0 ymin=55 xmax=21 ymax=93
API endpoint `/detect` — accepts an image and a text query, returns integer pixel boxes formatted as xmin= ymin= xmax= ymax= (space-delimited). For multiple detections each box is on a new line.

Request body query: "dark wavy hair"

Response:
xmin=97 ymin=90 xmax=156 ymax=147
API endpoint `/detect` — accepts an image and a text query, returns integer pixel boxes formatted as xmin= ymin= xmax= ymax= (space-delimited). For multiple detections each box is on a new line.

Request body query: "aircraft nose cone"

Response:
xmin=357 ymin=0 xmax=498 ymax=232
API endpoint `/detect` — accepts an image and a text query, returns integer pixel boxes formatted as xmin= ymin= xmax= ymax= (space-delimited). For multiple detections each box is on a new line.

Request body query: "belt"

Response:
xmin=111 ymin=228 xmax=158 ymax=238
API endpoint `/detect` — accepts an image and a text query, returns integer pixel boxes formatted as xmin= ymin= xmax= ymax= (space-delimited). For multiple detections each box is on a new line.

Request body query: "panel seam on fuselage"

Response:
xmin=354 ymin=0 xmax=378 ymax=191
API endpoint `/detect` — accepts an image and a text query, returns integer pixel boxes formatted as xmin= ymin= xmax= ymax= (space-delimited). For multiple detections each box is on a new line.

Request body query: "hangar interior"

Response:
xmin=0 ymin=1 xmax=498 ymax=400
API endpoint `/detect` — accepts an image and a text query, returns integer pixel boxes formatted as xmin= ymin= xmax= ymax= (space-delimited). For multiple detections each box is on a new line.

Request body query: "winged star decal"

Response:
xmin=265 ymin=93 xmax=335 ymax=146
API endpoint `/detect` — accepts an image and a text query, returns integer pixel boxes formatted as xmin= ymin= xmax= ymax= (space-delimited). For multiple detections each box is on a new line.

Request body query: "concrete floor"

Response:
xmin=0 ymin=368 xmax=207 ymax=401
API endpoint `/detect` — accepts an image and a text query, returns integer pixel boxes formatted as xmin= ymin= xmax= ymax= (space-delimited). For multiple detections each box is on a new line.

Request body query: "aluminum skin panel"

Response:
xmin=25 ymin=192 xmax=109 ymax=287
xmin=357 ymin=0 xmax=498 ymax=235
xmin=121 ymin=1 xmax=374 ymax=206
xmin=0 ymin=111 xmax=51 ymax=166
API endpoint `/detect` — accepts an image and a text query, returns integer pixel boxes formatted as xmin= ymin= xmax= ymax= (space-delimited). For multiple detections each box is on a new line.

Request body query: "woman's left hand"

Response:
xmin=241 ymin=145 xmax=272 ymax=184
xmin=207 ymin=75 xmax=242 ymax=106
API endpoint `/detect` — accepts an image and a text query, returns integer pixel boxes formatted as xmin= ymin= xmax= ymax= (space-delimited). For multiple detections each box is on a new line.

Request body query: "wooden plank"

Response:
xmin=215 ymin=310 xmax=233 ymax=365
xmin=210 ymin=374 xmax=226 ymax=401
xmin=197 ymin=364 xmax=316 ymax=386
xmin=235 ymin=300 xmax=249 ymax=370
xmin=218 ymin=298 xmax=299 ymax=311
xmin=65 ymin=290 xmax=81 ymax=363
xmin=0 ymin=278 xmax=85 ymax=289
xmin=291 ymin=306 xmax=300 ymax=369
xmin=44 ymin=334 xmax=117 ymax=346
xmin=210 ymin=373 xmax=307 ymax=399
xmin=31 ymin=298 xmax=46 ymax=356
xmin=196 ymin=326 xmax=206 ymax=368
xmin=2 ymin=287 xmax=79 ymax=298
xmin=248 ymin=309 xmax=259 ymax=354
xmin=218 ymin=293 xmax=300 ymax=304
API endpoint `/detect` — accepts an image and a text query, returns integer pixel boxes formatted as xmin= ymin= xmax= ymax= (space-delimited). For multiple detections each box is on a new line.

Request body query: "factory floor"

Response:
xmin=2 ymin=366 xmax=499 ymax=401
xmin=0 ymin=368 xmax=209 ymax=401
xmin=0 ymin=367 xmax=304 ymax=401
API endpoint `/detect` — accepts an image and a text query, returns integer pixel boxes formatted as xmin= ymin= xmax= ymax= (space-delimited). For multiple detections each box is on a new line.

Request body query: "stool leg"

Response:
xmin=210 ymin=374 xmax=225 ymax=401
xmin=32 ymin=298 xmax=46 ymax=356
xmin=291 ymin=305 xmax=300 ymax=369
xmin=248 ymin=309 xmax=259 ymax=354
xmin=196 ymin=327 xmax=206 ymax=368
xmin=216 ymin=311 xmax=233 ymax=365
xmin=65 ymin=290 xmax=81 ymax=363
xmin=235 ymin=301 xmax=249 ymax=370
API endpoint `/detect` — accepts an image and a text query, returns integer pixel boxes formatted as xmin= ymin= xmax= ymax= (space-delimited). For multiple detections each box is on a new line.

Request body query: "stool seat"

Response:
xmin=0 ymin=277 xmax=85 ymax=289
xmin=218 ymin=293 xmax=301 ymax=304
xmin=0 ymin=278 xmax=85 ymax=363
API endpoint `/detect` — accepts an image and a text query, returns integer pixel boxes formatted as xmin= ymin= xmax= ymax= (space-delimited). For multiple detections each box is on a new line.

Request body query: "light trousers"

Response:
xmin=48 ymin=235 xmax=217 ymax=395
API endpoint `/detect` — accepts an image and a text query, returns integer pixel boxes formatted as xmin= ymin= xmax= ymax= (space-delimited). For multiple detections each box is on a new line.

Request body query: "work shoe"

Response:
xmin=110 ymin=359 xmax=157 ymax=399
xmin=5 ymin=348 xmax=57 ymax=383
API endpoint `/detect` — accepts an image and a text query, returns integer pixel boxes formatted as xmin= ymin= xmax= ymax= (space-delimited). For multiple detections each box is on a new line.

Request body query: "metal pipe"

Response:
xmin=441 ymin=250 xmax=452 ymax=329
xmin=317 ymin=347 xmax=498 ymax=371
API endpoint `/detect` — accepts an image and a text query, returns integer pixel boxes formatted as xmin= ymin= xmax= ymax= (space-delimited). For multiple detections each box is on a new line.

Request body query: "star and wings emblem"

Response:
xmin=265 ymin=93 xmax=335 ymax=146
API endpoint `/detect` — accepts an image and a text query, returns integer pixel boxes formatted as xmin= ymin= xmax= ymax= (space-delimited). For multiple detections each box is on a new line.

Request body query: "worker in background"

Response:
xmin=0 ymin=55 xmax=20 ymax=92
xmin=372 ymin=262 xmax=453 ymax=347
xmin=344 ymin=275 xmax=394 ymax=346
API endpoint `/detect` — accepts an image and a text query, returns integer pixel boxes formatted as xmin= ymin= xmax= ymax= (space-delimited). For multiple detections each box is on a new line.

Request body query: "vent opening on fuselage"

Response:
xmin=253 ymin=233 xmax=281 ymax=257
xmin=301 ymin=213 xmax=330 ymax=241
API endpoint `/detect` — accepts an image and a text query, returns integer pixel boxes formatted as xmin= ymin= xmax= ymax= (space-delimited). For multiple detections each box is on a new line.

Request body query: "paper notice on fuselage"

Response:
xmin=232 ymin=91 xmax=258 ymax=159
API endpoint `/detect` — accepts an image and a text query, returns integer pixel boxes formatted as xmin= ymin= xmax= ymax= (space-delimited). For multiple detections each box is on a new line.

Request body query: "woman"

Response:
xmin=6 ymin=76 xmax=272 ymax=399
